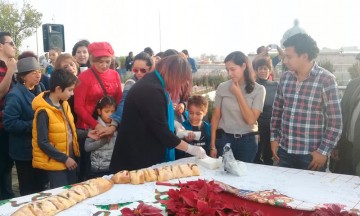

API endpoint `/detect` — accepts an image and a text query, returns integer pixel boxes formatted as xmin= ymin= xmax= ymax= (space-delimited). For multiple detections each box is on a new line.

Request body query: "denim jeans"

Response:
xmin=277 ymin=147 xmax=326 ymax=171
xmin=216 ymin=132 xmax=258 ymax=163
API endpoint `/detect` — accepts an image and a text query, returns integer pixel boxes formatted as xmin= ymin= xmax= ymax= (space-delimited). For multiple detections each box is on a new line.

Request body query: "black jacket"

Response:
xmin=110 ymin=72 xmax=180 ymax=171
xmin=330 ymin=77 xmax=360 ymax=175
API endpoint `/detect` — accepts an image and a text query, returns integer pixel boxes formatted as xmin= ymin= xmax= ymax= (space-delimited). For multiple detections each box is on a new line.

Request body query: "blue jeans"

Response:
xmin=216 ymin=132 xmax=258 ymax=163
xmin=277 ymin=147 xmax=326 ymax=171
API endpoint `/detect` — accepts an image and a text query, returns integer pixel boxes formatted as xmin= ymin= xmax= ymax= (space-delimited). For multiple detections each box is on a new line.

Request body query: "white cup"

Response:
xmin=79 ymin=67 xmax=88 ymax=72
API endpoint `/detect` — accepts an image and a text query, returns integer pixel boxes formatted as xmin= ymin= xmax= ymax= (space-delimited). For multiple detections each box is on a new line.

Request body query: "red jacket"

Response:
xmin=74 ymin=66 xmax=122 ymax=129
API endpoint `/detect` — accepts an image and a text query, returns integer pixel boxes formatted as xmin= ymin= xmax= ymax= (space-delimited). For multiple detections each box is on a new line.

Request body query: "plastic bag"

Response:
xmin=222 ymin=143 xmax=247 ymax=176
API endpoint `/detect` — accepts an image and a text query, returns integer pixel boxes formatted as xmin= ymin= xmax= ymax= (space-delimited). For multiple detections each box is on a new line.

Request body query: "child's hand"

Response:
xmin=88 ymin=129 xmax=100 ymax=140
xmin=184 ymin=131 xmax=195 ymax=142
xmin=65 ymin=158 xmax=77 ymax=170
xmin=175 ymin=103 xmax=185 ymax=115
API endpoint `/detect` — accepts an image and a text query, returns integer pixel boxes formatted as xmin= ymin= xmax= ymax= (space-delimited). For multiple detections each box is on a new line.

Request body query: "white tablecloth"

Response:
xmin=1 ymin=157 xmax=360 ymax=215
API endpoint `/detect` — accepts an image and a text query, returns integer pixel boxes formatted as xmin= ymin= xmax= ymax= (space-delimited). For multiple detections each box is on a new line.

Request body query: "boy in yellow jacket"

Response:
xmin=32 ymin=68 xmax=80 ymax=188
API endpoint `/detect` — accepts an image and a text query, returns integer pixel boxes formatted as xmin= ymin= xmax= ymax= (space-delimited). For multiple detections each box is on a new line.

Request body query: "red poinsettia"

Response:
xmin=120 ymin=202 xmax=163 ymax=216
xmin=311 ymin=204 xmax=358 ymax=216
xmin=160 ymin=179 xmax=262 ymax=216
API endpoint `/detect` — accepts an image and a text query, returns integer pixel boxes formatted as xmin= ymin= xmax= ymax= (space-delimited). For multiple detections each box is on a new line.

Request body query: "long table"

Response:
xmin=1 ymin=157 xmax=360 ymax=215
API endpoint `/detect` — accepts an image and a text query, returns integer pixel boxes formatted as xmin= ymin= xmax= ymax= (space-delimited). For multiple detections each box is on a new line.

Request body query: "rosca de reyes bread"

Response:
xmin=11 ymin=177 xmax=113 ymax=216
xmin=111 ymin=163 xmax=200 ymax=184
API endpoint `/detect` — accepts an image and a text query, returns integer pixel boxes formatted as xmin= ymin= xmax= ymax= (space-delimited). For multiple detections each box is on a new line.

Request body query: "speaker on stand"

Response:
xmin=42 ymin=24 xmax=65 ymax=52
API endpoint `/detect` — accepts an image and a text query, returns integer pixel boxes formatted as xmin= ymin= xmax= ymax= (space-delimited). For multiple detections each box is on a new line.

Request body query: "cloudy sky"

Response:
xmin=12 ymin=0 xmax=360 ymax=57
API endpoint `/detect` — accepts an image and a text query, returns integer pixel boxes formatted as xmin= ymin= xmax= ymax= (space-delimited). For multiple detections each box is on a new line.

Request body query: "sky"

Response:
xmin=11 ymin=0 xmax=360 ymax=58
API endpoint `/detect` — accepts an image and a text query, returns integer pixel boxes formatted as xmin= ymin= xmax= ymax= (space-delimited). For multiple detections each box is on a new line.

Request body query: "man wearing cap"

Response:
xmin=74 ymin=42 xmax=122 ymax=181
xmin=3 ymin=56 xmax=47 ymax=196
xmin=0 ymin=31 xmax=17 ymax=200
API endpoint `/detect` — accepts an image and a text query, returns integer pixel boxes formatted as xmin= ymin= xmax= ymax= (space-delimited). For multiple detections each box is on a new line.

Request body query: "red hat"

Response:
xmin=88 ymin=42 xmax=114 ymax=57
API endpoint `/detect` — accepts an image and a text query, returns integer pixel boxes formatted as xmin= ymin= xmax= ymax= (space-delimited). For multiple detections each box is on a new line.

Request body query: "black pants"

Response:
xmin=76 ymin=129 xmax=91 ymax=182
xmin=47 ymin=169 xmax=77 ymax=189
xmin=0 ymin=129 xmax=14 ymax=200
xmin=14 ymin=160 xmax=48 ymax=196
xmin=255 ymin=124 xmax=273 ymax=165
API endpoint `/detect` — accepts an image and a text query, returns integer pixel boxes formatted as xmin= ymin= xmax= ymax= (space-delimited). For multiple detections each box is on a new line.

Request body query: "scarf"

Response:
xmin=155 ymin=70 xmax=175 ymax=161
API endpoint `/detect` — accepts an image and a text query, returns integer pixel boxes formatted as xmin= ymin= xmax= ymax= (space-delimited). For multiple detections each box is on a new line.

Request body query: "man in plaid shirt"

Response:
xmin=270 ymin=33 xmax=342 ymax=171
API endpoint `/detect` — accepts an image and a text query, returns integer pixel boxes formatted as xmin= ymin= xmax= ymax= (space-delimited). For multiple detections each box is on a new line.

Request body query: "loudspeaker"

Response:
xmin=42 ymin=24 xmax=65 ymax=52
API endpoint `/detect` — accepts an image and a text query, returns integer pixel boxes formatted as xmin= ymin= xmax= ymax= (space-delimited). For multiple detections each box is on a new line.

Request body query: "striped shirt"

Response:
xmin=270 ymin=63 xmax=342 ymax=156
xmin=0 ymin=60 xmax=7 ymax=129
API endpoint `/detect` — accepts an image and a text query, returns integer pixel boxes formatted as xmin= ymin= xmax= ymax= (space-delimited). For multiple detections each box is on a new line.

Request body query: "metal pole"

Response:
xmin=158 ymin=12 xmax=161 ymax=52
xmin=36 ymin=28 xmax=39 ymax=57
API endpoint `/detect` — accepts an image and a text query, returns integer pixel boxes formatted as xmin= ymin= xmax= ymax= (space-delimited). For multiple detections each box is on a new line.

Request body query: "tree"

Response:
xmin=0 ymin=1 xmax=42 ymax=48
xmin=318 ymin=59 xmax=335 ymax=73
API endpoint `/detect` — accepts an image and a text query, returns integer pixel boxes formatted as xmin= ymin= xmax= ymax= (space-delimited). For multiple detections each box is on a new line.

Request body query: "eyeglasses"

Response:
xmin=2 ymin=41 xmax=15 ymax=47
xmin=132 ymin=68 xmax=147 ymax=73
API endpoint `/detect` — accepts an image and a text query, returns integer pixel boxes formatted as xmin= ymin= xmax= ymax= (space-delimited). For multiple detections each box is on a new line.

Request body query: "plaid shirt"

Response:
xmin=270 ymin=63 xmax=342 ymax=156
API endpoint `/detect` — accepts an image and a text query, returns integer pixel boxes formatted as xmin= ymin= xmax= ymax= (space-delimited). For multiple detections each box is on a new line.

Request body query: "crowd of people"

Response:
xmin=0 ymin=31 xmax=358 ymax=201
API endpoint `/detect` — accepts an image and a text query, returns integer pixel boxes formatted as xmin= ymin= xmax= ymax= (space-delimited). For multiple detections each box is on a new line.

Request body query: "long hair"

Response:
xmin=224 ymin=51 xmax=255 ymax=94
xmin=155 ymin=55 xmax=192 ymax=102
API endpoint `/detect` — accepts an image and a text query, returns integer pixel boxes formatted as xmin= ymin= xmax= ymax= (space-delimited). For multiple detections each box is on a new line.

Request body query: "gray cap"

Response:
xmin=17 ymin=57 xmax=41 ymax=74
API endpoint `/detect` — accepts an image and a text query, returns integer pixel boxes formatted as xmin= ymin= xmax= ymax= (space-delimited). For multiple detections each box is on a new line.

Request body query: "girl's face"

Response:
xmin=225 ymin=60 xmax=246 ymax=82
xmin=132 ymin=59 xmax=151 ymax=80
xmin=93 ymin=57 xmax=112 ymax=72
xmin=97 ymin=105 xmax=116 ymax=123
xmin=49 ymin=50 xmax=59 ymax=63
xmin=256 ymin=65 xmax=271 ymax=80
xmin=60 ymin=58 xmax=78 ymax=75
xmin=75 ymin=46 xmax=89 ymax=65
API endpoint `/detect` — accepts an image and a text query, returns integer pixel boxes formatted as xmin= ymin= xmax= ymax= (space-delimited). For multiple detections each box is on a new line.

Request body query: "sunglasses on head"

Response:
xmin=132 ymin=68 xmax=147 ymax=73
xmin=2 ymin=41 xmax=15 ymax=47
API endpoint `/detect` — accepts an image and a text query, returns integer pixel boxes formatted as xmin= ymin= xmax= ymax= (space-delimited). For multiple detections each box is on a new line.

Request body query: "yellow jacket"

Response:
xmin=32 ymin=92 xmax=80 ymax=171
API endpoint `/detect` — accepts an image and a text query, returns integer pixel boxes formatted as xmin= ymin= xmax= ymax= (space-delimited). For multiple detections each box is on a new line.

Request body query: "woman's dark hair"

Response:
xmin=283 ymin=33 xmax=319 ymax=61
xmin=18 ymin=51 xmax=38 ymax=60
xmin=163 ymin=49 xmax=179 ymax=58
xmin=144 ymin=47 xmax=154 ymax=56
xmin=134 ymin=51 xmax=153 ymax=68
xmin=224 ymin=51 xmax=255 ymax=94
xmin=92 ymin=95 xmax=117 ymax=119
xmin=49 ymin=68 xmax=78 ymax=92
xmin=72 ymin=39 xmax=90 ymax=56
xmin=155 ymin=51 xmax=164 ymax=58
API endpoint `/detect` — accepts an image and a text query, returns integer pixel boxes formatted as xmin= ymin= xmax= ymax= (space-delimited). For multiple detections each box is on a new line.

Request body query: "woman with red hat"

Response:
xmin=74 ymin=42 xmax=122 ymax=181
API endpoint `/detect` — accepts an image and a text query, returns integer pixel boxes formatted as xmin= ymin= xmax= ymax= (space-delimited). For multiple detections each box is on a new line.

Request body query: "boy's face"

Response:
xmin=188 ymin=105 xmax=207 ymax=126
xmin=59 ymin=84 xmax=75 ymax=101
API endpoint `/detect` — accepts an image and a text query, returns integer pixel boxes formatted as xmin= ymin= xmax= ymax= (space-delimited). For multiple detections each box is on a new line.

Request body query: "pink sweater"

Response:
xmin=74 ymin=67 xmax=122 ymax=129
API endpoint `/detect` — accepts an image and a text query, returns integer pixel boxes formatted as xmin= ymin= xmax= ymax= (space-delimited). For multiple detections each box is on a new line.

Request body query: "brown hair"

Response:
xmin=155 ymin=55 xmax=192 ymax=102
xmin=254 ymin=57 xmax=272 ymax=71
xmin=54 ymin=53 xmax=79 ymax=70
xmin=187 ymin=95 xmax=208 ymax=113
